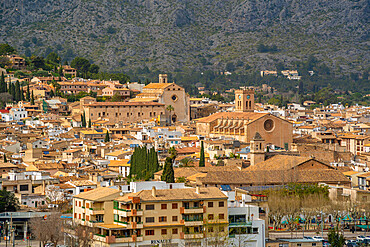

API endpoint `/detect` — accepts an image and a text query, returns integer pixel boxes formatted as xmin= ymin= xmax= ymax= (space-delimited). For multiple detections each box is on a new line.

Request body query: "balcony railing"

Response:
xmin=229 ymin=221 xmax=252 ymax=226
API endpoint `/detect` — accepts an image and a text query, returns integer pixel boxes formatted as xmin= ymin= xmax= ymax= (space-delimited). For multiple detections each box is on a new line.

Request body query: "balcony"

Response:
xmin=89 ymin=208 xmax=104 ymax=215
xmin=184 ymin=233 xmax=203 ymax=239
xmin=114 ymin=220 xmax=128 ymax=226
xmin=181 ymin=206 xmax=205 ymax=214
xmin=184 ymin=217 xmax=203 ymax=226
xmin=127 ymin=222 xmax=144 ymax=229
xmin=94 ymin=234 xmax=144 ymax=244
xmin=87 ymin=220 xmax=103 ymax=227
xmin=229 ymin=221 xmax=252 ymax=226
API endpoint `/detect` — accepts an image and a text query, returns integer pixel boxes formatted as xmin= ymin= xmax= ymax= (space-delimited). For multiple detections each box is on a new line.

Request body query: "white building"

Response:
xmin=9 ymin=105 xmax=28 ymax=121
xmin=224 ymin=191 xmax=265 ymax=247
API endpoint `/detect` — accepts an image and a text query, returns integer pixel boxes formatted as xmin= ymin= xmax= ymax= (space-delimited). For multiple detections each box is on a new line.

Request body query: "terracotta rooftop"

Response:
xmin=74 ymin=187 xmax=120 ymax=201
xmin=116 ymin=187 xmax=227 ymax=202
xmin=196 ymin=112 xmax=268 ymax=123
xmin=84 ymin=102 xmax=164 ymax=107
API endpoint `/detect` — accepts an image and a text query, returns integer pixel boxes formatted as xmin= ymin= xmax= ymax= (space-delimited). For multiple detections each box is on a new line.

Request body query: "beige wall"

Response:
xmin=85 ymin=104 xmax=165 ymax=124
xmin=161 ymin=84 xmax=189 ymax=122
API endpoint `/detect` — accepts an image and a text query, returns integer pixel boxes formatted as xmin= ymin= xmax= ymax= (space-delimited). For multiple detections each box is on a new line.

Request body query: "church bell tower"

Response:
xmin=235 ymin=87 xmax=255 ymax=112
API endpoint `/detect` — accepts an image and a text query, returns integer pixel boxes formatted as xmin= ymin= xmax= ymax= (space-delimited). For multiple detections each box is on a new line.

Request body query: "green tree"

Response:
xmin=14 ymin=80 xmax=20 ymax=102
xmin=0 ymin=189 xmax=20 ymax=212
xmin=71 ymin=57 xmax=91 ymax=76
xmin=46 ymin=52 xmax=60 ymax=65
xmin=26 ymin=85 xmax=30 ymax=101
xmin=161 ymin=157 xmax=175 ymax=183
xmin=111 ymin=93 xmax=121 ymax=102
xmin=88 ymin=119 xmax=91 ymax=128
xmin=3 ymin=155 xmax=7 ymax=163
xmin=0 ymin=43 xmax=16 ymax=56
xmin=89 ymin=64 xmax=99 ymax=74
xmin=327 ymin=227 xmax=345 ymax=247
xmin=31 ymin=91 xmax=35 ymax=105
xmin=199 ymin=141 xmax=205 ymax=167
xmin=166 ymin=105 xmax=174 ymax=125
xmin=0 ymin=72 xmax=6 ymax=93
xmin=104 ymin=130 xmax=110 ymax=142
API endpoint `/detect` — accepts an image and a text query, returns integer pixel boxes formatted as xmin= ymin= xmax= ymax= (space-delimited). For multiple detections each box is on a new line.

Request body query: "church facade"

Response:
xmin=196 ymin=89 xmax=293 ymax=149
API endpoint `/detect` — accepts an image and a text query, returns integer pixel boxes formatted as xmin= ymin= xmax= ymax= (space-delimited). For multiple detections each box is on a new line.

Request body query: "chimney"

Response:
xmin=195 ymin=186 xmax=200 ymax=194
xmin=152 ymin=186 xmax=156 ymax=197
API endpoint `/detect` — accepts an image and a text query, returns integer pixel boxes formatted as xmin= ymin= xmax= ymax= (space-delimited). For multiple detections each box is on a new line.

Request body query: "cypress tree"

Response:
xmin=104 ymin=130 xmax=110 ymax=142
xmin=15 ymin=81 xmax=20 ymax=102
xmin=161 ymin=157 xmax=174 ymax=183
xmin=0 ymin=72 xmax=5 ymax=93
xmin=3 ymin=155 xmax=7 ymax=163
xmin=26 ymin=85 xmax=30 ymax=102
xmin=31 ymin=91 xmax=35 ymax=105
xmin=199 ymin=141 xmax=205 ymax=167
xmin=10 ymin=83 xmax=15 ymax=101
xmin=21 ymin=88 xmax=25 ymax=101
xmin=80 ymin=114 xmax=84 ymax=127
xmin=83 ymin=111 xmax=87 ymax=127
xmin=88 ymin=119 xmax=91 ymax=128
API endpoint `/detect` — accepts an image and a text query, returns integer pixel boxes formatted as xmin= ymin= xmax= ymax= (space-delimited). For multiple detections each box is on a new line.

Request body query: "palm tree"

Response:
xmin=180 ymin=157 xmax=193 ymax=167
xmin=166 ymin=105 xmax=174 ymax=126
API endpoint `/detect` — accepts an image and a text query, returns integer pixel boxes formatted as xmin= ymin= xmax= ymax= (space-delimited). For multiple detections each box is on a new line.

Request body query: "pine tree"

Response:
xmin=26 ymin=85 xmax=30 ymax=101
xmin=199 ymin=141 xmax=205 ymax=167
xmin=31 ymin=91 xmax=35 ymax=105
xmin=10 ymin=83 xmax=15 ymax=101
xmin=21 ymin=88 xmax=25 ymax=101
xmin=161 ymin=157 xmax=174 ymax=183
xmin=104 ymin=130 xmax=110 ymax=142
xmin=0 ymin=72 xmax=5 ymax=93
xmin=83 ymin=111 xmax=87 ymax=127
xmin=15 ymin=80 xmax=20 ymax=102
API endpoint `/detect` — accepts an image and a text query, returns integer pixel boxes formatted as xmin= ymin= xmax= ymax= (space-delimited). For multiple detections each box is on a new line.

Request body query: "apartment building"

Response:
xmin=73 ymin=186 xmax=228 ymax=246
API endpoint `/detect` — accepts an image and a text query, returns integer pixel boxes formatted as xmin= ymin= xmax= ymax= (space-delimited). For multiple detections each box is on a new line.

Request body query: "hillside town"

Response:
xmin=0 ymin=65 xmax=369 ymax=247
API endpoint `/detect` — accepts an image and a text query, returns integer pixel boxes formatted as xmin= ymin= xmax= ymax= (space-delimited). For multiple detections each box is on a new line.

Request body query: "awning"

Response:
xmin=97 ymin=224 xmax=127 ymax=230
xmin=357 ymin=225 xmax=370 ymax=229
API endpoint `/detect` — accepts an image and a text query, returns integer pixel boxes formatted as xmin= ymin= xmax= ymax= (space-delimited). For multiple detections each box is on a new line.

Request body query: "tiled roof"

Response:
xmin=116 ymin=187 xmax=227 ymax=202
xmin=84 ymin=102 xmax=164 ymax=107
xmin=196 ymin=112 xmax=268 ymax=123
xmin=143 ymin=83 xmax=172 ymax=89
xmin=74 ymin=187 xmax=120 ymax=201
xmin=245 ymin=155 xmax=330 ymax=171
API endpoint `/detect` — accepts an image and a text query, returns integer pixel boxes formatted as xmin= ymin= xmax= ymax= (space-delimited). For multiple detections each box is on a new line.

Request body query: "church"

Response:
xmin=130 ymin=74 xmax=189 ymax=123
xmin=196 ymin=88 xmax=293 ymax=149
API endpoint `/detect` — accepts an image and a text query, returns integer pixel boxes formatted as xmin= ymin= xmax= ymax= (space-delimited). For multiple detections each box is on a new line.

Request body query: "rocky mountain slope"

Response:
xmin=0 ymin=0 xmax=368 ymax=73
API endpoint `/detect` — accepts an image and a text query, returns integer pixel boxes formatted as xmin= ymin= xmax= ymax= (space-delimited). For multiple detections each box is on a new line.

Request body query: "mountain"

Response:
xmin=0 ymin=0 xmax=368 ymax=74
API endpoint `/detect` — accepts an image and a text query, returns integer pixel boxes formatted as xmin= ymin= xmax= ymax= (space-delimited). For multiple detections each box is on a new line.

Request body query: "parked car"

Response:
xmin=304 ymin=236 xmax=314 ymax=240
xmin=313 ymin=236 xmax=325 ymax=241
xmin=356 ymin=235 xmax=370 ymax=241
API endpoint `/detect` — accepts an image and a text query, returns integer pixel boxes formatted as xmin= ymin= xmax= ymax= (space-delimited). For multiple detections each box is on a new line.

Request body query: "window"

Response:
xmin=161 ymin=204 xmax=167 ymax=209
xmin=74 ymin=213 xmax=77 ymax=218
xmin=219 ymin=214 xmax=224 ymax=220
xmin=208 ymin=214 xmax=214 ymax=220
xmin=208 ymin=202 xmax=213 ymax=207
xmin=145 ymin=230 xmax=154 ymax=236
xmin=172 ymin=228 xmax=178 ymax=234
xmin=146 ymin=217 xmax=155 ymax=223
xmin=146 ymin=204 xmax=155 ymax=210
xmin=79 ymin=201 xmax=81 ymax=207
xmin=219 ymin=201 xmax=224 ymax=207
xmin=161 ymin=229 xmax=167 ymax=235
xmin=208 ymin=227 xmax=213 ymax=233
xmin=312 ymin=244 xmax=317 ymax=246
xmin=172 ymin=216 xmax=178 ymax=222
xmin=172 ymin=203 xmax=178 ymax=209
xmin=159 ymin=216 xmax=167 ymax=222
